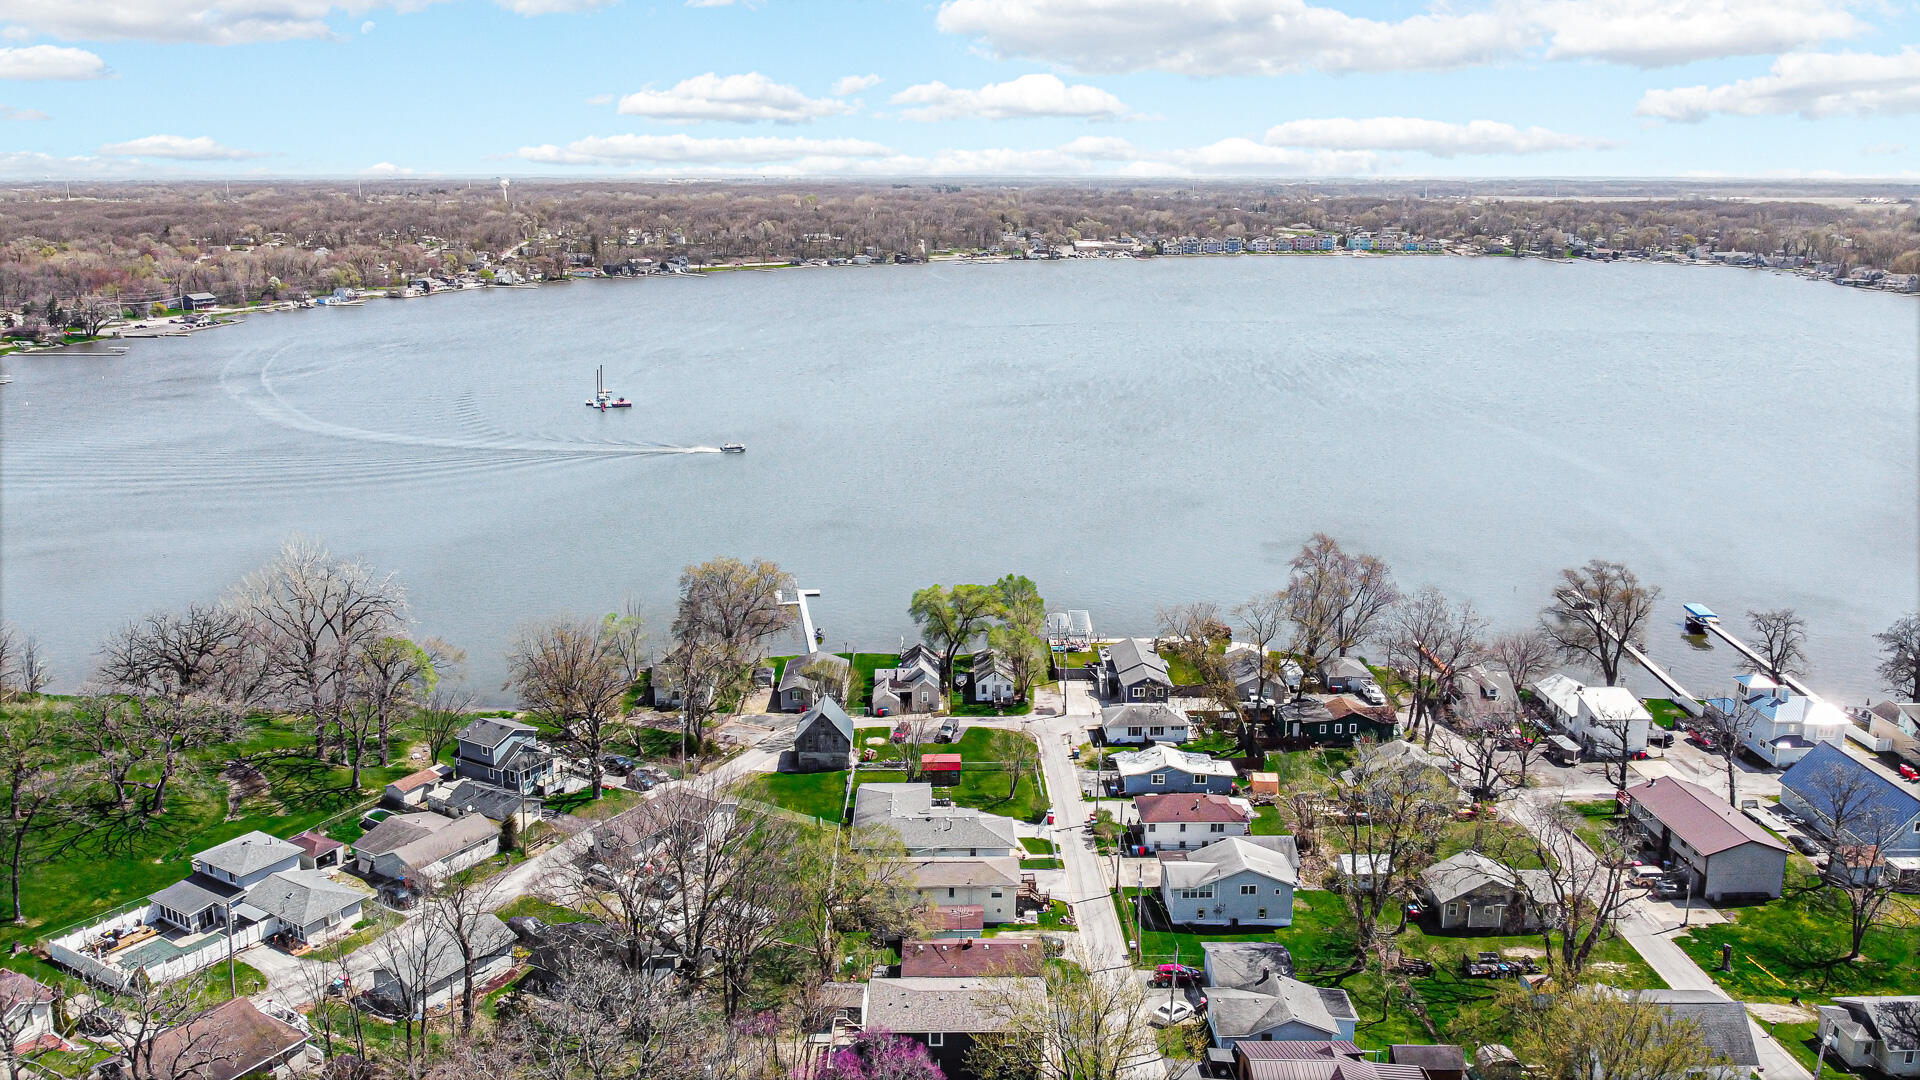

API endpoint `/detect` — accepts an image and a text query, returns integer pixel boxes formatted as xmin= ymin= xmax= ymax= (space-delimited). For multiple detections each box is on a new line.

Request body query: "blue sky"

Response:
xmin=0 ymin=0 xmax=1916 ymax=178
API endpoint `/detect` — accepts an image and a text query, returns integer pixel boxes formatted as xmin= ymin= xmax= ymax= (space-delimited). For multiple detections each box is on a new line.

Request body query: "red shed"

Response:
xmin=921 ymin=753 xmax=962 ymax=785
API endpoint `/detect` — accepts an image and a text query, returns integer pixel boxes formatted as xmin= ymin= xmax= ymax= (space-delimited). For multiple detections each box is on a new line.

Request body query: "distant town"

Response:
xmin=2 ymin=539 xmax=1918 ymax=1080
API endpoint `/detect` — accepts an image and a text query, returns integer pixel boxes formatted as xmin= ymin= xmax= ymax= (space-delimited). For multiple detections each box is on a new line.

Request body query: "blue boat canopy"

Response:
xmin=1683 ymin=603 xmax=1717 ymax=620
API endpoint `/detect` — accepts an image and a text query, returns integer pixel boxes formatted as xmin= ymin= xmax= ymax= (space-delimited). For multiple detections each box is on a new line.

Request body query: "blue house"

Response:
xmin=1779 ymin=743 xmax=1920 ymax=860
xmin=454 ymin=717 xmax=557 ymax=796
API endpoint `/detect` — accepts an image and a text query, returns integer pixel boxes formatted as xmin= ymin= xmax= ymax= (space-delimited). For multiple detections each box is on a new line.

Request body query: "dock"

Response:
xmin=1683 ymin=604 xmax=1823 ymax=703
xmin=1565 ymin=589 xmax=1703 ymax=715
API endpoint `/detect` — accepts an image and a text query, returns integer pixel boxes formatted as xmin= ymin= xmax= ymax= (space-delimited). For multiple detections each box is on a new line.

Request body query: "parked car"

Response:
xmin=1687 ymin=731 xmax=1716 ymax=750
xmin=1358 ymin=682 xmax=1387 ymax=706
xmin=937 ymin=719 xmax=959 ymax=743
xmin=1900 ymin=763 xmax=1919 ymax=783
xmin=1788 ymin=833 xmax=1821 ymax=856
xmin=1149 ymin=1001 xmax=1194 ymax=1027
xmin=601 ymin=755 xmax=640 ymax=776
xmin=1150 ymin=964 xmax=1203 ymax=987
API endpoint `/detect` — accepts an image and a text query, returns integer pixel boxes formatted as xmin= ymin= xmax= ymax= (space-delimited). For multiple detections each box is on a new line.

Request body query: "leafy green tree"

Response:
xmin=908 ymin=584 xmax=1002 ymax=683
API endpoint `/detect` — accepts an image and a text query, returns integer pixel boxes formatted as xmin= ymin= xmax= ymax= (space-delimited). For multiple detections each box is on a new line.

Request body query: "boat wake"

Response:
xmin=224 ymin=347 xmax=700 ymax=457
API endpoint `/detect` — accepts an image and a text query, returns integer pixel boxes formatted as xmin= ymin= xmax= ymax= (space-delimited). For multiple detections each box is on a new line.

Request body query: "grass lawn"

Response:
xmin=497 ymin=895 xmax=595 ymax=924
xmin=1642 ymin=699 xmax=1690 ymax=730
xmin=545 ymin=786 xmax=639 ymax=820
xmin=1183 ymin=732 xmax=1241 ymax=757
xmin=854 ymin=726 xmax=907 ymax=761
xmin=743 ymin=732 xmax=1049 ymax=824
xmin=1021 ymin=857 xmax=1064 ymax=870
xmin=305 ymin=910 xmax=402 ymax=962
xmin=1252 ymin=805 xmax=1287 ymax=836
xmin=949 ymin=698 xmax=1035 ymax=717
xmin=1117 ymin=888 xmax=1662 ymax=1050
xmin=1565 ymin=800 xmax=1630 ymax=854
xmin=1021 ymin=837 xmax=1058 ymax=855
xmin=1678 ymin=869 xmax=1920 ymax=1003
xmin=196 ymin=960 xmax=268 ymax=998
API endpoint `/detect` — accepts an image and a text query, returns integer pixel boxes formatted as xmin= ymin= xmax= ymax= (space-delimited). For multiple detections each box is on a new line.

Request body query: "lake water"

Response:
xmin=3 ymin=256 xmax=1916 ymax=705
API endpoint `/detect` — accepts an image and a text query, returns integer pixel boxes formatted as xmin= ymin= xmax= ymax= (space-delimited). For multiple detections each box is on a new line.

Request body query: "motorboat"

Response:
xmin=720 ymin=443 xmax=746 ymax=453
xmin=585 ymin=365 xmax=632 ymax=409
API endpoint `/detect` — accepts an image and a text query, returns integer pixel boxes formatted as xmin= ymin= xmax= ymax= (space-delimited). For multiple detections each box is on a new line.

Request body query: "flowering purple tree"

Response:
xmin=815 ymin=1030 xmax=945 ymax=1080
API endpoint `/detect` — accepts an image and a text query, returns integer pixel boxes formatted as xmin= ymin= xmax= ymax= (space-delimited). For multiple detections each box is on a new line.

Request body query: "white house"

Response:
xmin=1820 ymin=997 xmax=1920 ymax=1078
xmin=0 ymin=971 xmax=56 ymax=1054
xmin=1159 ymin=837 xmax=1299 ymax=927
xmin=851 ymin=784 xmax=1020 ymax=858
xmin=1099 ymin=703 xmax=1191 ymax=745
xmin=1532 ymin=674 xmax=1652 ymax=756
xmin=1133 ymin=793 xmax=1252 ymax=852
xmin=1205 ymin=975 xmax=1358 ymax=1048
xmin=366 ymin=914 xmax=517 ymax=1014
xmin=908 ymin=858 xmax=1022 ymax=925
xmin=968 ymin=649 xmax=1017 ymax=705
xmin=353 ymin=812 xmax=500 ymax=883
xmin=1702 ymin=674 xmax=1852 ymax=767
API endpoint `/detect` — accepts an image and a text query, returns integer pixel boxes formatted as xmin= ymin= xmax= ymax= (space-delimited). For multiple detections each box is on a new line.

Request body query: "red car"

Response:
xmin=1151 ymin=964 xmax=1203 ymax=987
xmin=1688 ymin=731 xmax=1716 ymax=750
xmin=1900 ymin=763 xmax=1918 ymax=782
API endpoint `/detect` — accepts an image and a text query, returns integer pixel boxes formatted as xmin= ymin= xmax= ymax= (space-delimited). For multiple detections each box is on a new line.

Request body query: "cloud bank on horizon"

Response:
xmin=0 ymin=0 xmax=1912 ymax=178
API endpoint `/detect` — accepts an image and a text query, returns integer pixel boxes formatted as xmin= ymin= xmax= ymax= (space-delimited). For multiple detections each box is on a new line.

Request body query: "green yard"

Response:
xmin=1678 ymin=868 xmax=1920 ymax=1003
xmin=497 ymin=895 xmax=596 ymax=924
xmin=1642 ymin=699 xmax=1690 ymax=730
xmin=742 ymin=728 xmax=1049 ymax=824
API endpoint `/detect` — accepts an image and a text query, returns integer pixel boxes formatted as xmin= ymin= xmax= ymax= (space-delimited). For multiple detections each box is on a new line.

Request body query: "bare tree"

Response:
xmin=968 ymin=945 xmax=1158 ymax=1080
xmin=87 ymin=979 xmax=230 ymax=1080
xmin=0 ymin=769 xmax=68 ymax=924
xmin=96 ymin=605 xmax=252 ymax=703
xmin=1383 ymin=586 xmax=1486 ymax=744
xmin=370 ymin=908 xmax=458 ymax=1079
xmin=1493 ymin=628 xmax=1555 ymax=703
xmin=603 ymin=603 xmax=648 ymax=687
xmin=1283 ymin=534 xmax=1399 ymax=670
xmin=1523 ymin=804 xmax=1638 ymax=981
xmin=1744 ymin=608 xmax=1808 ymax=683
xmin=1450 ymin=712 xmax=1524 ymax=803
xmin=413 ymin=685 xmax=473 ymax=765
xmin=508 ymin=616 xmax=628 ymax=798
xmin=423 ymin=868 xmax=506 ymax=1035
xmin=1796 ymin=761 xmax=1905 ymax=959
xmin=1875 ymin=612 xmax=1920 ymax=702
xmin=0 ymin=629 xmax=14 ymax=703
xmin=64 ymin=695 xmax=150 ymax=810
xmin=786 ymin=824 xmax=925 ymax=979
xmin=1498 ymin=983 xmax=1720 ymax=1080
xmin=672 ymin=558 xmax=795 ymax=746
xmin=1695 ymin=697 xmax=1765 ymax=806
xmin=232 ymin=537 xmax=408 ymax=759
xmin=1541 ymin=559 xmax=1661 ymax=686
xmin=8 ymin=636 xmax=47 ymax=698
xmin=1332 ymin=741 xmax=1453 ymax=952
xmin=1234 ymin=590 xmax=1292 ymax=697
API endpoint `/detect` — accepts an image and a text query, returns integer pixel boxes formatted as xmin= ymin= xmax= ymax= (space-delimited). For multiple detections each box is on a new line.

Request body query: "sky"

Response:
xmin=0 ymin=0 xmax=1917 ymax=179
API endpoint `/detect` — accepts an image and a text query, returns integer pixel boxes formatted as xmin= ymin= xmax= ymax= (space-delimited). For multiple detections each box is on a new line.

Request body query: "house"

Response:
xmin=427 ymin=778 xmax=537 ymax=831
xmin=852 ymin=784 xmax=1019 ymax=857
xmin=1624 ymin=777 xmax=1788 ymax=901
xmin=860 ymin=977 xmax=1044 ymax=1080
xmin=1388 ymin=1045 xmax=1467 ymax=1080
xmin=1159 ymin=836 xmax=1299 ymax=926
xmin=1321 ymin=657 xmax=1373 ymax=693
xmin=1133 ymin=792 xmax=1253 ymax=852
xmin=242 ymin=870 xmax=366 ymax=946
xmin=351 ymin=811 xmax=500 ymax=883
xmin=1863 ymin=702 xmax=1920 ymax=765
xmin=1228 ymin=646 xmax=1302 ymax=706
xmin=517 ymin=918 xmax=677 ymax=994
xmin=1607 ymin=989 xmax=1761 ymax=1078
xmin=0 ymin=970 xmax=57 ymax=1054
xmin=898 ymin=937 xmax=1043 ymax=978
xmin=1337 ymin=854 xmax=1391 ymax=893
xmin=453 ymin=717 xmax=556 ymax=796
xmin=790 ymin=697 xmax=855 ymax=773
xmin=1207 ymin=975 xmax=1359 ymax=1048
xmin=1278 ymin=697 xmax=1392 ymax=748
xmin=967 ymin=649 xmax=1017 ymax=705
xmin=1100 ymin=639 xmax=1172 ymax=702
xmin=1449 ymin=665 xmax=1518 ymax=723
xmin=1233 ymin=1042 xmax=1434 ymax=1080
xmin=873 ymin=649 xmax=943 ymax=716
xmin=384 ymin=764 xmax=450 ymax=809
xmin=366 ymin=913 xmax=517 ymax=1014
xmin=181 ymin=292 xmax=220 ymax=311
xmin=148 ymin=830 xmax=306 ymax=934
xmin=1416 ymin=851 xmax=1557 ymax=932
xmin=1115 ymin=744 xmax=1237 ymax=795
xmin=1701 ymin=675 xmax=1852 ymax=767
xmin=1779 ymin=743 xmax=1920 ymax=860
xmin=907 ymin=857 xmax=1023 ymax=924
xmin=778 ymin=651 xmax=851 ymax=712
xmin=118 ymin=998 xmax=309 ymax=1080
xmin=1205 ymin=941 xmax=1296 ymax=990
xmin=1818 ymin=996 xmax=1920 ymax=1078
xmin=1100 ymin=702 xmax=1191 ymax=745
xmin=193 ymin=831 xmax=304 ymax=889
xmin=1531 ymin=674 xmax=1652 ymax=757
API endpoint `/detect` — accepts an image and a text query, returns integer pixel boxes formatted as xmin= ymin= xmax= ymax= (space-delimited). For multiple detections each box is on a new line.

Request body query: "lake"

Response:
xmin=3 ymin=256 xmax=1915 ymax=705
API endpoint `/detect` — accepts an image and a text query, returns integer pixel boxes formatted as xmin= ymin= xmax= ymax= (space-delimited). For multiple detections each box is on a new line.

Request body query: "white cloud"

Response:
xmin=514 ymin=133 xmax=892 ymax=165
xmin=0 ymin=149 xmax=136 ymax=175
xmin=0 ymin=0 xmax=605 ymax=44
xmin=1263 ymin=116 xmax=1611 ymax=156
xmin=360 ymin=19 xmax=374 ymax=32
xmin=495 ymin=0 xmax=616 ymax=13
xmin=1536 ymin=0 xmax=1865 ymax=67
xmin=832 ymin=73 xmax=881 ymax=96
xmin=0 ymin=104 xmax=47 ymax=119
xmin=615 ymin=72 xmax=853 ymax=123
xmin=585 ymin=93 xmax=613 ymax=105
xmin=933 ymin=0 xmax=1862 ymax=75
xmin=361 ymin=161 xmax=413 ymax=175
xmin=99 ymin=134 xmax=266 ymax=160
xmin=1862 ymin=142 xmax=1907 ymax=156
xmin=0 ymin=45 xmax=107 ymax=80
xmin=1638 ymin=49 xmax=1920 ymax=120
xmin=891 ymin=73 xmax=1134 ymax=121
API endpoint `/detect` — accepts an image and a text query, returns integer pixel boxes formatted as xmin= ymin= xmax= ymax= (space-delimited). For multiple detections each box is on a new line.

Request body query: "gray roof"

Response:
xmin=241 ymin=870 xmax=364 ymax=927
xmin=795 ymin=696 xmax=854 ymax=745
xmin=1420 ymin=851 xmax=1555 ymax=906
xmin=1208 ymin=980 xmax=1356 ymax=1040
xmin=1162 ymin=837 xmax=1299 ymax=891
xmin=355 ymin=813 xmax=452 ymax=857
xmin=151 ymin=873 xmax=244 ymax=916
xmin=458 ymin=717 xmax=537 ymax=749
xmin=1834 ymin=996 xmax=1920 ymax=1051
xmin=1322 ymin=657 xmax=1371 ymax=680
xmin=863 ymin=977 xmax=1039 ymax=1034
xmin=852 ymin=784 xmax=1020 ymax=853
xmin=429 ymin=779 xmax=530 ymax=822
xmin=389 ymin=813 xmax=500 ymax=874
xmin=372 ymin=914 xmax=516 ymax=986
xmin=780 ymin=651 xmax=850 ymax=693
xmin=1618 ymin=990 xmax=1760 ymax=1067
xmin=1203 ymin=941 xmax=1296 ymax=989
xmin=1101 ymin=702 xmax=1188 ymax=730
xmin=909 ymin=858 xmax=1021 ymax=889
xmin=1114 ymin=744 xmax=1235 ymax=779
xmin=1109 ymin=638 xmax=1171 ymax=689
xmin=195 ymin=831 xmax=303 ymax=878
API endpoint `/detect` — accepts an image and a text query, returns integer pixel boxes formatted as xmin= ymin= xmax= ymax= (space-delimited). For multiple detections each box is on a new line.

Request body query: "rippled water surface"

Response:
xmin=4 ymin=256 xmax=1916 ymax=702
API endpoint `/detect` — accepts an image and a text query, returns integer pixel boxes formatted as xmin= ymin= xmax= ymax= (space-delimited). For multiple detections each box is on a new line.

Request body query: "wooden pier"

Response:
xmin=1563 ymin=589 xmax=1703 ymax=715
xmin=1683 ymin=604 xmax=1823 ymax=703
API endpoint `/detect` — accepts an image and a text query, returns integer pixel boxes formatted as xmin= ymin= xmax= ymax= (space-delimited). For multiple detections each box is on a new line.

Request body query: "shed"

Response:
xmin=1249 ymin=772 xmax=1280 ymax=796
xmin=921 ymin=753 xmax=962 ymax=786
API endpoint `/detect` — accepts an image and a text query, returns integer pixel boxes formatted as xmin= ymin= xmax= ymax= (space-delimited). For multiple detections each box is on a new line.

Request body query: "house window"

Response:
xmin=1179 ymin=824 xmax=1187 ymax=832
xmin=948 ymin=888 xmax=956 ymax=898
xmin=1127 ymin=727 xmax=1143 ymax=737
xmin=1275 ymin=888 xmax=1285 ymax=895
xmin=1258 ymin=908 xmax=1267 ymax=919
xmin=990 ymin=890 xmax=1003 ymax=899
xmin=1241 ymin=885 xmax=1258 ymax=895
xmin=1151 ymin=726 xmax=1165 ymax=735
xmin=1446 ymin=904 xmax=1459 ymax=918
xmin=1318 ymin=724 xmax=1328 ymax=735
xmin=1210 ymin=824 xmax=1226 ymax=833
xmin=1131 ymin=688 xmax=1142 ymax=700
xmin=1147 ymin=824 xmax=1156 ymax=832
xmin=927 ymin=1033 xmax=944 ymax=1047
xmin=1152 ymin=774 xmax=1167 ymax=786
xmin=1177 ymin=887 xmax=1214 ymax=900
